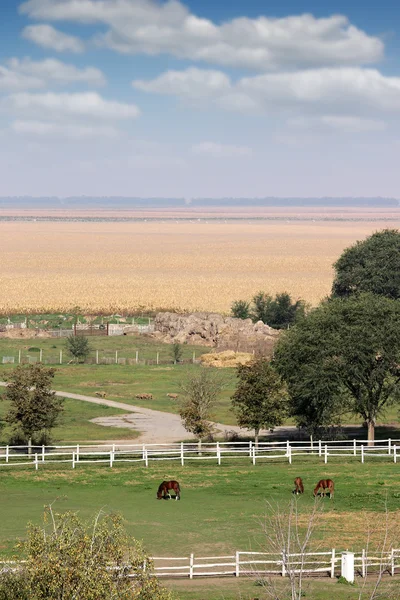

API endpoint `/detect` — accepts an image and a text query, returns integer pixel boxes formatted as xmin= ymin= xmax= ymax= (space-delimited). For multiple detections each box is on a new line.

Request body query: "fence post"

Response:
xmin=286 ymin=440 xmax=290 ymax=456
xmin=217 ymin=441 xmax=221 ymax=465
xmin=341 ymin=551 xmax=355 ymax=584
xmin=189 ymin=553 xmax=194 ymax=579
xmin=281 ymin=551 xmax=286 ymax=577
xmin=136 ymin=351 xmax=139 ymax=364
xmin=34 ymin=453 xmax=38 ymax=470
xmin=110 ymin=450 xmax=113 ymax=468
xmin=249 ymin=440 xmax=252 ymax=458
xmin=324 ymin=445 xmax=328 ymax=464
xmin=181 ymin=442 xmax=184 ymax=466
xmin=394 ymin=445 xmax=397 ymax=464
xmin=361 ymin=445 xmax=364 ymax=464
xmin=42 ymin=444 xmax=45 ymax=462
xmin=353 ymin=439 xmax=357 ymax=456
xmin=115 ymin=351 xmax=118 ymax=364
xmin=144 ymin=449 xmax=148 ymax=467
xmin=39 ymin=349 xmax=43 ymax=363
xmin=252 ymin=446 xmax=256 ymax=466
xmin=331 ymin=549 xmax=336 ymax=578
xmin=318 ymin=440 xmax=322 ymax=457
xmin=362 ymin=549 xmax=366 ymax=578
xmin=388 ymin=438 xmax=392 ymax=455
xmin=391 ymin=549 xmax=395 ymax=576
xmin=156 ymin=352 xmax=159 ymax=365
xmin=60 ymin=350 xmax=63 ymax=365
xmin=192 ymin=351 xmax=196 ymax=364
xmin=72 ymin=451 xmax=75 ymax=469
xmin=96 ymin=350 xmax=99 ymax=365
xmin=18 ymin=350 xmax=21 ymax=364
xmin=5 ymin=445 xmax=9 ymax=463
xmin=76 ymin=444 xmax=80 ymax=463
xmin=235 ymin=552 xmax=240 ymax=577
xmin=288 ymin=444 xmax=292 ymax=464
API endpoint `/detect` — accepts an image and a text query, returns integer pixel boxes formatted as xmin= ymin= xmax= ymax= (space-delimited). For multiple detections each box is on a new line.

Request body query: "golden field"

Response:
xmin=1 ymin=219 xmax=399 ymax=314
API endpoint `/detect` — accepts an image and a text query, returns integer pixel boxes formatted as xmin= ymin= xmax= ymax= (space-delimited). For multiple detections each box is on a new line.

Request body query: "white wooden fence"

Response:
xmin=2 ymin=549 xmax=399 ymax=579
xmin=151 ymin=548 xmax=400 ymax=578
xmin=0 ymin=439 xmax=399 ymax=470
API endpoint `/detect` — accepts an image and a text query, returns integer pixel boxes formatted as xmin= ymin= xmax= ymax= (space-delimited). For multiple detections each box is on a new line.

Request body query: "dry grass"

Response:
xmin=200 ymin=350 xmax=253 ymax=368
xmin=1 ymin=219 xmax=399 ymax=313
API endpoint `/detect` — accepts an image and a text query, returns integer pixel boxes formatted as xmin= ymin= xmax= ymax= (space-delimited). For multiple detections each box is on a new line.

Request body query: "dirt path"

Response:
xmin=0 ymin=381 xmax=299 ymax=444
xmin=0 ymin=381 xmax=247 ymax=444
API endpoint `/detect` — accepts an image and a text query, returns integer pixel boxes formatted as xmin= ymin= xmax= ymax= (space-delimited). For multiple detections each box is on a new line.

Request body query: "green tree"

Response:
xmin=251 ymin=291 xmax=306 ymax=329
xmin=274 ymin=294 xmax=400 ymax=444
xmin=179 ymin=369 xmax=224 ymax=453
xmin=0 ymin=507 xmax=173 ymax=600
xmin=170 ymin=342 xmax=183 ymax=364
xmin=65 ymin=334 xmax=91 ymax=363
xmin=3 ymin=364 xmax=63 ymax=452
xmin=231 ymin=300 xmax=251 ymax=320
xmin=231 ymin=359 xmax=288 ymax=447
xmin=332 ymin=229 xmax=400 ymax=299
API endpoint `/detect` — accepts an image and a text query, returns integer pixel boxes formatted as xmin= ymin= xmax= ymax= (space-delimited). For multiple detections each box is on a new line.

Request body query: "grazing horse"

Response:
xmin=293 ymin=477 xmax=304 ymax=495
xmin=157 ymin=480 xmax=181 ymax=501
xmin=313 ymin=479 xmax=334 ymax=498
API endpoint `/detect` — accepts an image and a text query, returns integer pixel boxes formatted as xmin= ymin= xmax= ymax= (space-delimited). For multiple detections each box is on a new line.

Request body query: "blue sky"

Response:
xmin=0 ymin=0 xmax=400 ymax=198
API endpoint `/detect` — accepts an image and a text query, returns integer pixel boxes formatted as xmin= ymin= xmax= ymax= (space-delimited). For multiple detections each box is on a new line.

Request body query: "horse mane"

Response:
xmin=157 ymin=481 xmax=166 ymax=493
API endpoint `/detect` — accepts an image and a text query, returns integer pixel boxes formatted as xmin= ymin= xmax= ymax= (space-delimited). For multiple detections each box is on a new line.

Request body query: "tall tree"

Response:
xmin=332 ymin=229 xmax=400 ymax=299
xmin=274 ymin=294 xmax=400 ymax=444
xmin=65 ymin=334 xmax=91 ymax=363
xmin=3 ymin=364 xmax=63 ymax=452
xmin=179 ymin=369 xmax=224 ymax=453
xmin=231 ymin=359 xmax=288 ymax=447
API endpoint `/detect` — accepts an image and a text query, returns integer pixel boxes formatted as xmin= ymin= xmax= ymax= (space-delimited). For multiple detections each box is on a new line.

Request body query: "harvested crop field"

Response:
xmin=1 ymin=218 xmax=400 ymax=313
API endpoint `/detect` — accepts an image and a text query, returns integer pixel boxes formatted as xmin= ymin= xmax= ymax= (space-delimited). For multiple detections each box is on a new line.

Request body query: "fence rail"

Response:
xmin=1 ymin=549 xmax=398 ymax=580
xmin=0 ymin=439 xmax=399 ymax=470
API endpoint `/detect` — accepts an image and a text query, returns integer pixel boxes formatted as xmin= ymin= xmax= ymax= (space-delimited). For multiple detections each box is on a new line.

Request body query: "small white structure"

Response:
xmin=341 ymin=551 xmax=355 ymax=583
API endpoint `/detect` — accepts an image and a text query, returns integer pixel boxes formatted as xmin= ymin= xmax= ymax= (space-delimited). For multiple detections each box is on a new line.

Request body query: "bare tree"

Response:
xmin=179 ymin=368 xmax=225 ymax=454
xmin=254 ymin=499 xmax=398 ymax=600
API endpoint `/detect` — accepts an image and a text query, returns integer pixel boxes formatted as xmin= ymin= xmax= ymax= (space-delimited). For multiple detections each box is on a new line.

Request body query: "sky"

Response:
xmin=1 ymin=0 xmax=400 ymax=198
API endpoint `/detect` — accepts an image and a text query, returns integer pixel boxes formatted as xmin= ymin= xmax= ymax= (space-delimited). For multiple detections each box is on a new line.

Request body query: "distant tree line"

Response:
xmin=231 ymin=292 xmax=306 ymax=329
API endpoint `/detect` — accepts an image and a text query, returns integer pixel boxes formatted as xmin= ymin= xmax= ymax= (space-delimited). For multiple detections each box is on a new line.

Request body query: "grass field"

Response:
xmin=0 ymin=459 xmax=398 ymax=556
xmin=1 ymin=219 xmax=399 ymax=314
xmin=0 ymin=460 xmax=398 ymax=599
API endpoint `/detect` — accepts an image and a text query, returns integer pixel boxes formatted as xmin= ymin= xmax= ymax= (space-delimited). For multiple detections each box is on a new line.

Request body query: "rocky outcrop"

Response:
xmin=152 ymin=312 xmax=279 ymax=353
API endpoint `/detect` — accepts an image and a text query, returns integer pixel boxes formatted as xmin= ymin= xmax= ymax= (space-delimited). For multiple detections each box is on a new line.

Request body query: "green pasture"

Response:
xmin=0 ymin=459 xmax=399 ymax=562
xmin=166 ymin=576 xmax=398 ymax=600
xmin=1 ymin=332 xmax=400 ymax=436
xmin=0 ymin=335 xmax=210 ymax=364
xmin=0 ymin=392 xmax=139 ymax=443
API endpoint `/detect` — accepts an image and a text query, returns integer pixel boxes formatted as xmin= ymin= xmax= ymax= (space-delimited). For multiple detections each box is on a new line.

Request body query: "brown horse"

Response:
xmin=313 ymin=479 xmax=334 ymax=498
xmin=157 ymin=480 xmax=181 ymax=500
xmin=293 ymin=477 xmax=304 ymax=495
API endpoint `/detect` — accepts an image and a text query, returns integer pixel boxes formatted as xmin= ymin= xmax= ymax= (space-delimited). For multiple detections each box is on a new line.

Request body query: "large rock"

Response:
xmin=153 ymin=312 xmax=279 ymax=353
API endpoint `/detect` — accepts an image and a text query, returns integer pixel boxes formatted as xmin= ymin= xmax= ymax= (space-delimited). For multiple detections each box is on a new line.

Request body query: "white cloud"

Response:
xmin=133 ymin=67 xmax=231 ymax=99
xmin=20 ymin=0 xmax=383 ymax=70
xmin=7 ymin=91 xmax=141 ymax=120
xmin=7 ymin=58 xmax=105 ymax=86
xmin=192 ymin=141 xmax=252 ymax=158
xmin=22 ymin=23 xmax=85 ymax=53
xmin=288 ymin=115 xmax=387 ymax=133
xmin=134 ymin=66 xmax=400 ymax=116
xmin=0 ymin=65 xmax=43 ymax=91
xmin=11 ymin=119 xmax=120 ymax=138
